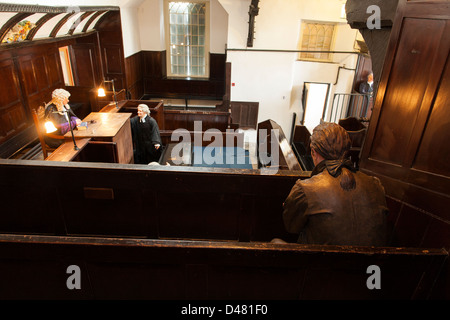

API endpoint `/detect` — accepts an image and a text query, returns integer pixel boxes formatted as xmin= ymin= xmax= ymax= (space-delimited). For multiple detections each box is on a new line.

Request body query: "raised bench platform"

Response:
xmin=0 ymin=234 xmax=446 ymax=299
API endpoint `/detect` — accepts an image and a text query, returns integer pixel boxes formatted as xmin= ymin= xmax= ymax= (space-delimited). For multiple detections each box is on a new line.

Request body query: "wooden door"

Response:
xmin=360 ymin=0 xmax=450 ymax=254
xmin=69 ymin=43 xmax=101 ymax=88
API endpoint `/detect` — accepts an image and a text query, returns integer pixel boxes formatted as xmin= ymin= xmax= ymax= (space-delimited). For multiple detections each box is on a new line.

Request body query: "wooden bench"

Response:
xmin=45 ymin=138 xmax=91 ymax=162
xmin=163 ymin=108 xmax=231 ymax=132
xmin=0 ymin=159 xmax=304 ymax=242
xmin=291 ymin=125 xmax=314 ymax=171
xmin=100 ymin=99 xmax=166 ymax=130
xmin=100 ymin=99 xmax=232 ymax=133
xmin=257 ymin=119 xmax=302 ymax=171
xmin=0 ymin=233 xmax=446 ymax=299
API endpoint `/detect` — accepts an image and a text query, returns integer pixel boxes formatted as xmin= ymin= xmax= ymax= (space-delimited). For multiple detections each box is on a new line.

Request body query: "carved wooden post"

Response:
xmin=247 ymin=0 xmax=260 ymax=47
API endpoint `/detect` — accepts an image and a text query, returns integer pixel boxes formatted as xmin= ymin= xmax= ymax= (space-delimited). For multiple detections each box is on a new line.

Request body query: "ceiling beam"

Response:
xmin=0 ymin=3 xmax=119 ymax=14
xmin=25 ymin=13 xmax=59 ymax=40
xmin=68 ymin=11 xmax=95 ymax=35
xmin=82 ymin=10 xmax=107 ymax=33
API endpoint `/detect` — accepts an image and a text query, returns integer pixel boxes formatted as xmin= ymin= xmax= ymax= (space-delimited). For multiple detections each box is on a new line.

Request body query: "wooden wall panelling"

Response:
xmin=359 ymin=0 xmax=450 ymax=298
xmin=102 ymin=45 xmax=124 ymax=88
xmin=17 ymin=45 xmax=65 ymax=114
xmin=45 ymin=48 xmax=64 ymax=88
xmin=361 ymin=3 xmax=450 ymax=211
xmin=0 ymin=44 xmax=64 ymax=157
xmin=70 ymin=43 xmax=99 ymax=88
xmin=163 ymin=110 xmax=230 ymax=131
xmin=70 ymin=32 xmax=104 ymax=89
xmin=0 ymin=14 xmax=124 ymax=156
xmin=230 ymin=101 xmax=259 ymax=129
xmin=124 ymin=51 xmax=144 ymax=99
xmin=95 ymin=11 xmax=126 ymax=91
xmin=0 ymin=56 xmax=27 ymax=145
xmin=365 ymin=19 xmax=447 ymax=173
xmin=143 ymin=50 xmax=164 ymax=79
xmin=142 ymin=50 xmax=226 ymax=99
xmin=209 ymin=53 xmax=226 ymax=80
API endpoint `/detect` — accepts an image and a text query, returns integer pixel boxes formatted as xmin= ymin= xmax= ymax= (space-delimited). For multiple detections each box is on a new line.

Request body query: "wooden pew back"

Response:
xmin=0 ymin=234 xmax=446 ymax=299
xmin=0 ymin=159 xmax=304 ymax=242
xmin=257 ymin=119 xmax=302 ymax=171
xmin=163 ymin=109 xmax=231 ymax=132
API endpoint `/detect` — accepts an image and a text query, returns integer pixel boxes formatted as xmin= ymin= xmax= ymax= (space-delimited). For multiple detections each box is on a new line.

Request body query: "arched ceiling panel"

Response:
xmin=70 ymin=11 xmax=95 ymax=35
xmin=54 ymin=11 xmax=84 ymax=37
xmin=85 ymin=11 xmax=109 ymax=32
xmin=0 ymin=12 xmax=46 ymax=43
xmin=0 ymin=3 xmax=119 ymax=45
xmin=29 ymin=13 xmax=64 ymax=40
xmin=0 ymin=12 xmax=33 ymax=43
xmin=0 ymin=12 xmax=17 ymax=24
xmin=82 ymin=10 xmax=106 ymax=33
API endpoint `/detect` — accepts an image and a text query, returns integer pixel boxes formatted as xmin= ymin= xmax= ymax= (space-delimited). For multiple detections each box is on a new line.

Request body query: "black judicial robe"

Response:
xmin=130 ymin=115 xmax=162 ymax=164
xmin=44 ymin=104 xmax=80 ymax=148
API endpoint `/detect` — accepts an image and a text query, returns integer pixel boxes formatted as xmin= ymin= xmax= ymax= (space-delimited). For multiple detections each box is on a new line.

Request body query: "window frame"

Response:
xmin=164 ymin=0 xmax=210 ymax=79
xmin=297 ymin=20 xmax=337 ymax=63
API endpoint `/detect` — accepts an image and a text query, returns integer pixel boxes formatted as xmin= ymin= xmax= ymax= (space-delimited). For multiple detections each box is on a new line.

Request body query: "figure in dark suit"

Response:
xmin=130 ymin=104 xmax=162 ymax=164
xmin=359 ymin=72 xmax=374 ymax=94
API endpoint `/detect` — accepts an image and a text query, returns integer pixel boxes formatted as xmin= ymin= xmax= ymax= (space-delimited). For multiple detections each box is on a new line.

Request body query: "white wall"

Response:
xmin=220 ymin=0 xmax=358 ymax=140
xmin=137 ymin=0 xmax=165 ymax=52
xmin=121 ymin=2 xmax=145 ymax=57
xmin=121 ymin=0 xmax=228 ymax=55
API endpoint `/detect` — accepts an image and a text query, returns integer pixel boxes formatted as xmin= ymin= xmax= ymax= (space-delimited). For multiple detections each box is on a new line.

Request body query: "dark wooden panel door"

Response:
xmin=360 ymin=0 xmax=450 ymax=253
xmin=102 ymin=44 xmax=125 ymax=89
xmin=367 ymin=19 xmax=448 ymax=170
xmin=17 ymin=47 xmax=65 ymax=112
xmin=70 ymin=43 xmax=100 ymax=88
xmin=0 ymin=58 xmax=27 ymax=144
xmin=362 ymin=5 xmax=450 ymax=179
xmin=231 ymin=101 xmax=259 ymax=129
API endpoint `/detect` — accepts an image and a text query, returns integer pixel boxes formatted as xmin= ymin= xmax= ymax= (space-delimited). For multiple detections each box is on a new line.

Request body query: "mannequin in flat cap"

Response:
xmin=130 ymin=104 xmax=162 ymax=164
xmin=44 ymin=88 xmax=82 ymax=148
xmin=281 ymin=122 xmax=388 ymax=246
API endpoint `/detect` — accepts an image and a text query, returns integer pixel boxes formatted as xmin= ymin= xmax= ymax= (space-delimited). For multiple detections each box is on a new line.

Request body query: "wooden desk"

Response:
xmin=65 ymin=112 xmax=133 ymax=164
xmin=46 ymin=138 xmax=91 ymax=162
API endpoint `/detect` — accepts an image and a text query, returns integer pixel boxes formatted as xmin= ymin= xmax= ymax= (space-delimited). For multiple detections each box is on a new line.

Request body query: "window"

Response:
xmin=59 ymin=46 xmax=75 ymax=86
xmin=298 ymin=21 xmax=336 ymax=62
xmin=165 ymin=0 xmax=210 ymax=78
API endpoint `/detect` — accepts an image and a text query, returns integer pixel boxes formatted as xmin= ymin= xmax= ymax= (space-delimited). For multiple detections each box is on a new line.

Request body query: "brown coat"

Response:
xmin=283 ymin=168 xmax=389 ymax=246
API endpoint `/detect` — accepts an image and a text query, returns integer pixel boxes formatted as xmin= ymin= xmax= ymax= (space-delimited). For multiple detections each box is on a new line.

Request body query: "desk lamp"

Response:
xmin=45 ymin=109 xmax=79 ymax=151
xmin=98 ymin=79 xmax=119 ymax=109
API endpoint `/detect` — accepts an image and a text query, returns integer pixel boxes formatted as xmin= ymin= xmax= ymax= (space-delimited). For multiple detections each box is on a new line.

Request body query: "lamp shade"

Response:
xmin=98 ymin=88 xmax=106 ymax=97
xmin=45 ymin=121 xmax=57 ymax=133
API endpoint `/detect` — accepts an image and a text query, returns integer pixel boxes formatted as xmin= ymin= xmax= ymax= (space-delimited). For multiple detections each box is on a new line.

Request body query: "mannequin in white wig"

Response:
xmin=44 ymin=88 xmax=82 ymax=148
